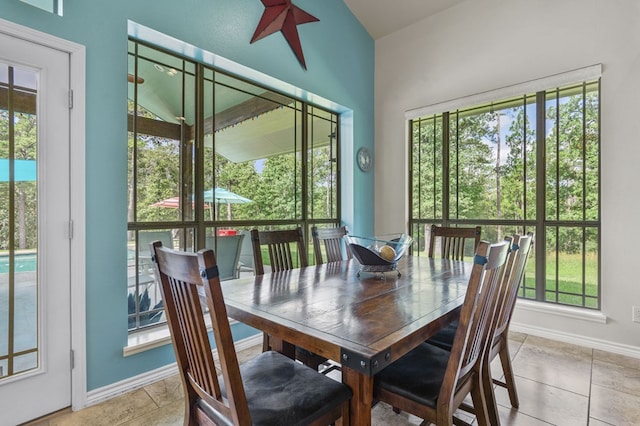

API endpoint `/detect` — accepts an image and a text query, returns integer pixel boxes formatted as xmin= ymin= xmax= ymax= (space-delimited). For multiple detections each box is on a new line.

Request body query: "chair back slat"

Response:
xmin=251 ymin=228 xmax=308 ymax=275
xmin=311 ymin=225 xmax=352 ymax=264
xmin=429 ymin=224 xmax=482 ymax=260
xmin=494 ymin=233 xmax=534 ymax=337
xmin=440 ymin=240 xmax=509 ymax=399
xmin=151 ymin=241 xmax=250 ymax=425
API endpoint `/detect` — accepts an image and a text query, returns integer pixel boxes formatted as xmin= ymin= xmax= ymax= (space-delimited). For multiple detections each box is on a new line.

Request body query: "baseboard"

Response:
xmin=84 ymin=334 xmax=263 ymax=408
xmin=510 ymin=322 xmax=640 ymax=359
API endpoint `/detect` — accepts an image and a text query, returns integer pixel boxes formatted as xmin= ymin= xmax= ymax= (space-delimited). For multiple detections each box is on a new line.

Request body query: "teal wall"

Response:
xmin=0 ymin=0 xmax=374 ymax=390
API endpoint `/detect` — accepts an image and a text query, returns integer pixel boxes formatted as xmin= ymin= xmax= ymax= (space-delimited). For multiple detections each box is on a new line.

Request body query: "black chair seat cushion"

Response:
xmin=206 ymin=350 xmax=351 ymax=426
xmin=425 ymin=320 xmax=457 ymax=351
xmin=374 ymin=342 xmax=451 ymax=409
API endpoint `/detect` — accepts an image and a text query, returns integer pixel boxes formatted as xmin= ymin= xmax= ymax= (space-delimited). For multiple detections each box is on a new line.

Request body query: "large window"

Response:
xmin=410 ymin=78 xmax=600 ymax=309
xmin=127 ymin=41 xmax=341 ymax=331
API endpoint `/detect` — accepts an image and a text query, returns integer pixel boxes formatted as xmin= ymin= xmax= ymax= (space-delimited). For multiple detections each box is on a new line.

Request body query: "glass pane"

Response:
xmin=127 ymin=228 xmax=194 ymax=331
xmin=412 ymin=115 xmax=443 ymax=220
xmin=307 ymin=106 xmax=338 ymax=220
xmin=212 ymin=72 xmax=301 ymax=221
xmin=128 ymin=45 xmax=195 ymax=223
xmin=544 ymin=225 xmax=597 ymax=308
xmin=450 ymin=97 xmax=536 ymax=229
xmin=0 ymin=64 xmax=39 ymax=379
xmin=502 ymin=95 xmax=537 ymax=221
xmin=449 ymin=108 xmax=494 ymax=220
xmin=12 ymin=68 xmax=37 ymax=91
xmin=13 ymin=351 xmax=37 ymax=374
xmin=203 ymin=72 xmax=261 ymax=224
xmin=584 ymin=81 xmax=600 ymax=221
xmin=545 ymin=83 xmax=599 ymax=223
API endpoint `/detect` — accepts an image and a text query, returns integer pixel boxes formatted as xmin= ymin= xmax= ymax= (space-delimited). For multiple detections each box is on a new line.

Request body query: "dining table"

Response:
xmin=220 ymin=256 xmax=472 ymax=425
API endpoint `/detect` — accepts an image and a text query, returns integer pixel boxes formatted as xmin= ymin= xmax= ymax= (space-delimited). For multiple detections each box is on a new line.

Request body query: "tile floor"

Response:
xmin=24 ymin=332 xmax=640 ymax=426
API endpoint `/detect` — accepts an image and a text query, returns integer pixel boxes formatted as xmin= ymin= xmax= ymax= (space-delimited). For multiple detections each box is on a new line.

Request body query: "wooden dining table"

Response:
xmin=221 ymin=256 xmax=471 ymax=425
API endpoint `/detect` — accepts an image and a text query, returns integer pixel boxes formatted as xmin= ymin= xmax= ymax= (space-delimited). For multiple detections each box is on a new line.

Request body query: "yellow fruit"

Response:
xmin=379 ymin=245 xmax=396 ymax=261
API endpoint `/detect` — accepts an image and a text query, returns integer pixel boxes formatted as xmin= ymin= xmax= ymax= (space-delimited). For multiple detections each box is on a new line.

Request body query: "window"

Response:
xmin=410 ymin=77 xmax=600 ymax=309
xmin=20 ymin=0 xmax=62 ymax=15
xmin=127 ymin=41 xmax=341 ymax=332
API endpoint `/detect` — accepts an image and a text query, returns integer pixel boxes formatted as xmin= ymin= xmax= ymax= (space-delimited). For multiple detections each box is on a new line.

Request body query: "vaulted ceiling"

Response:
xmin=343 ymin=0 xmax=467 ymax=39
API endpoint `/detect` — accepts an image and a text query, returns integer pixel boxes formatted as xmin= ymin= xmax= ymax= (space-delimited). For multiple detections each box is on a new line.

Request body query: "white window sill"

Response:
xmin=124 ymin=315 xmax=232 ymax=357
xmin=515 ymin=299 xmax=607 ymax=324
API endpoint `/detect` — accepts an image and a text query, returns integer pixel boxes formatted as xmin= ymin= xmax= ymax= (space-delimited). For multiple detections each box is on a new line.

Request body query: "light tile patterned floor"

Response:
xmin=23 ymin=333 xmax=640 ymax=425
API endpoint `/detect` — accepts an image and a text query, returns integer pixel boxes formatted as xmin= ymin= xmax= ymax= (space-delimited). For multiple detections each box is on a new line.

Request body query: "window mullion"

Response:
xmin=535 ymin=91 xmax=546 ymax=302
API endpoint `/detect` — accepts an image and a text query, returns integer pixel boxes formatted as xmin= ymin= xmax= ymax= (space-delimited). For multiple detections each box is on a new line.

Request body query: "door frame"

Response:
xmin=0 ymin=18 xmax=87 ymax=411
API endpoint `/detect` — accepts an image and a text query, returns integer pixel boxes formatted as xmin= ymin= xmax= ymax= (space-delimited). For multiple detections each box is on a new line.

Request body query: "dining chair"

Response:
xmin=311 ymin=225 xmax=352 ymax=264
xmin=250 ymin=227 xmax=328 ymax=368
xmin=373 ymin=239 xmax=510 ymax=426
xmin=428 ymin=224 xmax=482 ymax=260
xmin=205 ymin=234 xmax=244 ymax=281
xmin=425 ymin=233 xmax=534 ymax=425
xmin=250 ymin=227 xmax=308 ymax=276
xmin=150 ymin=241 xmax=352 ymax=426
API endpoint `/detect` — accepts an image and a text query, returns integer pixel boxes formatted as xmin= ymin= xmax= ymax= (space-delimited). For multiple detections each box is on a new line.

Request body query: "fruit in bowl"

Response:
xmin=379 ymin=245 xmax=396 ymax=261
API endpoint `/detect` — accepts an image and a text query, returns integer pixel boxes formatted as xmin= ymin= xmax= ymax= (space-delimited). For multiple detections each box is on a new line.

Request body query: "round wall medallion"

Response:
xmin=357 ymin=147 xmax=372 ymax=172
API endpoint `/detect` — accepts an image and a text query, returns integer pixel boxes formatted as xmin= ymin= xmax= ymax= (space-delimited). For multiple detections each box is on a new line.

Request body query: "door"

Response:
xmin=0 ymin=31 xmax=71 ymax=425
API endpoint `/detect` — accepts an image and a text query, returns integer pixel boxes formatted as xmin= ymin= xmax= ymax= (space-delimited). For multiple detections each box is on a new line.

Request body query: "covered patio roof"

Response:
xmin=127 ymin=45 xmax=333 ymax=163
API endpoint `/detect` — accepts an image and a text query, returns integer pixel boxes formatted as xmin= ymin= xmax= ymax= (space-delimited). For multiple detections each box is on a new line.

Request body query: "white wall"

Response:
xmin=374 ymin=0 xmax=640 ymax=354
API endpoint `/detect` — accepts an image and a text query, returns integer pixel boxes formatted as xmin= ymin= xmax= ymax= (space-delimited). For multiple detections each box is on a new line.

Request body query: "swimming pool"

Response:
xmin=0 ymin=253 xmax=37 ymax=274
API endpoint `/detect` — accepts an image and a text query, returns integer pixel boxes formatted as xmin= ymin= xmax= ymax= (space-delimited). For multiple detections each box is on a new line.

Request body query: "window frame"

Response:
xmin=126 ymin=39 xmax=342 ymax=332
xmin=408 ymin=67 xmax=601 ymax=310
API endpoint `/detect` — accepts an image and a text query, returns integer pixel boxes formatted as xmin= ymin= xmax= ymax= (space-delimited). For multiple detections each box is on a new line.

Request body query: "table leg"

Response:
xmin=342 ymin=365 xmax=373 ymax=426
xmin=268 ymin=336 xmax=296 ymax=359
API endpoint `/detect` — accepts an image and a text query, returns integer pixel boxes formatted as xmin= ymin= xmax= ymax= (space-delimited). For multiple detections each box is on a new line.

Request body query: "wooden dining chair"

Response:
xmin=311 ymin=225 xmax=352 ymax=264
xmin=150 ymin=241 xmax=352 ymax=426
xmin=250 ymin=227 xmax=308 ymax=275
xmin=425 ymin=233 xmax=534 ymax=425
xmin=428 ymin=224 xmax=482 ymax=260
xmin=250 ymin=227 xmax=330 ymax=370
xmin=373 ymin=240 xmax=510 ymax=426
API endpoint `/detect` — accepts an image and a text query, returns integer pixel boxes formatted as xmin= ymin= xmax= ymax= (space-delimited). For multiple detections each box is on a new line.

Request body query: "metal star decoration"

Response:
xmin=251 ymin=0 xmax=319 ymax=69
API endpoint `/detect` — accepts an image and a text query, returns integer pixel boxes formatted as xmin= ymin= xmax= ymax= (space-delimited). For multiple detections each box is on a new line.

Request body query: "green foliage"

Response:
xmin=0 ymin=111 xmax=38 ymax=250
xmin=127 ymin=288 xmax=163 ymax=329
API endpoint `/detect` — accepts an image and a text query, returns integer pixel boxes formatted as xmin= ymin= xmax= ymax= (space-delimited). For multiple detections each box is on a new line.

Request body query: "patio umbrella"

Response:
xmin=204 ymin=188 xmax=252 ymax=221
xmin=151 ymin=196 xmax=210 ymax=209
xmin=203 ymin=188 xmax=253 ymax=204
xmin=153 ymin=188 xmax=252 ymax=220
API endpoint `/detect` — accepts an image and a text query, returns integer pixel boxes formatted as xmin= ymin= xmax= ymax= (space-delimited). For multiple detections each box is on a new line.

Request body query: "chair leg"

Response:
xmin=481 ymin=359 xmax=500 ymax=426
xmin=469 ymin=376 xmax=490 ymax=426
xmin=496 ymin=342 xmax=519 ymax=408
xmin=262 ymin=332 xmax=270 ymax=352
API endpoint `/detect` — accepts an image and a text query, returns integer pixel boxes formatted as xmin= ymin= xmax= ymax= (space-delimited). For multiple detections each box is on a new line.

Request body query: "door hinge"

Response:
xmin=68 ymin=90 xmax=73 ymax=109
xmin=70 ymin=349 xmax=75 ymax=369
xmin=68 ymin=219 xmax=74 ymax=239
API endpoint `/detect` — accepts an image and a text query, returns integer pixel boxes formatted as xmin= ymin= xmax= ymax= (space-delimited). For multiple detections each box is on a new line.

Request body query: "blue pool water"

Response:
xmin=0 ymin=253 xmax=37 ymax=274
